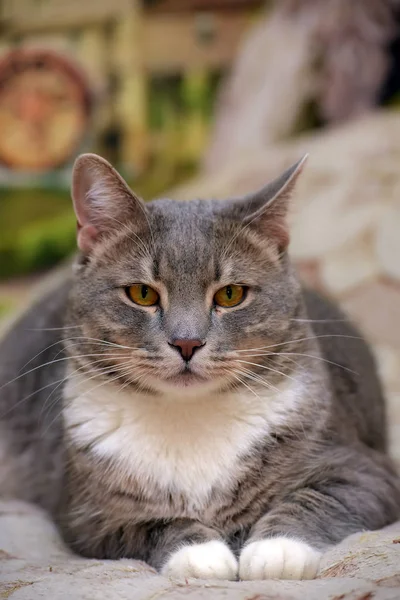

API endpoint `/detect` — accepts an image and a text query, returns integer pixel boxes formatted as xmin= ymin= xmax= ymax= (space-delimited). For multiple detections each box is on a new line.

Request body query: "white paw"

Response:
xmin=239 ymin=537 xmax=321 ymax=580
xmin=162 ymin=540 xmax=238 ymax=580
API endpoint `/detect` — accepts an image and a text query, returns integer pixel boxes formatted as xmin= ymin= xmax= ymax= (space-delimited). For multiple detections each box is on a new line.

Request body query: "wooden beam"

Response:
xmin=0 ymin=0 xmax=132 ymax=34
xmin=144 ymin=0 xmax=263 ymax=14
xmin=141 ymin=12 xmax=253 ymax=73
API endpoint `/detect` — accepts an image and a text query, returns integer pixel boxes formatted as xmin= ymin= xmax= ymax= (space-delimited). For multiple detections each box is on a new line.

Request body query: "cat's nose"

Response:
xmin=169 ymin=339 xmax=205 ymax=362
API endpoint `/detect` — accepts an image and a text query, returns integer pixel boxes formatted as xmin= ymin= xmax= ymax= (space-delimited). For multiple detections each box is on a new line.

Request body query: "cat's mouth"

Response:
xmin=167 ymin=370 xmax=206 ymax=388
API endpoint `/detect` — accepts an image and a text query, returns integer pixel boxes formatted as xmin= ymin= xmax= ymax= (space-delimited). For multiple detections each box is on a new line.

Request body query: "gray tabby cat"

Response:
xmin=0 ymin=154 xmax=399 ymax=581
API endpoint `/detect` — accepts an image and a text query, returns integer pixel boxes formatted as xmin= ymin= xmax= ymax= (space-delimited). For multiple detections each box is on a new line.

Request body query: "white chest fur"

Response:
xmin=63 ymin=372 xmax=305 ymax=512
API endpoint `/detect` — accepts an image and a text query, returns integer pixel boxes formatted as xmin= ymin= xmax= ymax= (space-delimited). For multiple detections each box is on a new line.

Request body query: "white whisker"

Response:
xmin=18 ymin=336 xmax=137 ymax=376
xmin=39 ymin=356 xmax=133 ymax=417
xmin=235 ymin=334 xmax=362 ymax=353
xmin=290 ymin=318 xmax=347 ymax=323
xmin=232 ymin=367 xmax=278 ymax=393
xmin=26 ymin=325 xmax=82 ymax=331
xmin=279 ymin=352 xmax=358 ymax=375
xmin=1 ymin=352 xmax=135 ymax=393
xmin=43 ymin=366 xmax=137 ymax=437
xmin=233 ymin=359 xmax=298 ymax=384
xmin=226 ymin=370 xmax=261 ymax=399
xmin=0 ymin=377 xmax=66 ymax=420
xmin=106 ymin=215 xmax=153 ymax=258
xmin=238 ymin=351 xmax=357 ymax=375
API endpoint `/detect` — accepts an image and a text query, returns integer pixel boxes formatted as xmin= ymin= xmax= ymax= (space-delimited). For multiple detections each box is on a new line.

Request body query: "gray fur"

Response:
xmin=0 ymin=154 xmax=399 ymax=576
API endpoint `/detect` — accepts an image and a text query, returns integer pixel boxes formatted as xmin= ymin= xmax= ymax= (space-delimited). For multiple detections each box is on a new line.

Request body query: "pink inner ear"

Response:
xmin=266 ymin=219 xmax=290 ymax=254
xmin=77 ymin=224 xmax=99 ymax=254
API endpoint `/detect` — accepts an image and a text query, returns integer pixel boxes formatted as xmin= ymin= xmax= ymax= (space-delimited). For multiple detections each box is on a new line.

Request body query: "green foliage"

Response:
xmin=0 ymin=210 xmax=76 ymax=279
xmin=133 ymin=162 xmax=197 ymax=199
xmin=0 ymin=186 xmax=75 ymax=278
xmin=0 ymin=298 xmax=13 ymax=318
xmin=385 ymin=94 xmax=400 ymax=108
xmin=0 ymin=163 xmax=196 ymax=280
xmin=0 ymin=187 xmax=71 ymax=231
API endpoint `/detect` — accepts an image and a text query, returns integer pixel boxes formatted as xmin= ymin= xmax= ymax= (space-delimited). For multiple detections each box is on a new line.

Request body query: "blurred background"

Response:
xmin=0 ymin=0 xmax=400 ymax=458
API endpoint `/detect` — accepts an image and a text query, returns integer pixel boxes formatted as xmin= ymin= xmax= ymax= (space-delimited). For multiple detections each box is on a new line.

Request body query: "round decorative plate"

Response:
xmin=0 ymin=49 xmax=92 ymax=171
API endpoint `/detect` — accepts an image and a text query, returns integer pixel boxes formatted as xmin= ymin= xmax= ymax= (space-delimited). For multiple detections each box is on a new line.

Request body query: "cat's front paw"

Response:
xmin=239 ymin=537 xmax=321 ymax=580
xmin=162 ymin=540 xmax=238 ymax=580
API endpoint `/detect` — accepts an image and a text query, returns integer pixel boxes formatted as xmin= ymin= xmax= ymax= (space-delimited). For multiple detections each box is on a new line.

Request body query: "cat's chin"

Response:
xmin=171 ymin=373 xmax=202 ymax=384
xmin=148 ymin=371 xmax=226 ymax=397
xmin=165 ymin=371 xmax=208 ymax=389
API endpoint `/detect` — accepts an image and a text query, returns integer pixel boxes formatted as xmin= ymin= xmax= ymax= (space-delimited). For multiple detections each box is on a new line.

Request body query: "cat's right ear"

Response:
xmin=72 ymin=153 xmax=147 ymax=254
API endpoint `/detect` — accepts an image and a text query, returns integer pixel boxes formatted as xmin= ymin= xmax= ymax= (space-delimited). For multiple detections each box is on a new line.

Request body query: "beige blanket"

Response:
xmin=0 ymin=500 xmax=400 ymax=600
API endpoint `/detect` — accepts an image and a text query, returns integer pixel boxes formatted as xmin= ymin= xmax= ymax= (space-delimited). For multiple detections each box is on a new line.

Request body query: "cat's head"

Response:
xmin=66 ymin=154 xmax=307 ymax=398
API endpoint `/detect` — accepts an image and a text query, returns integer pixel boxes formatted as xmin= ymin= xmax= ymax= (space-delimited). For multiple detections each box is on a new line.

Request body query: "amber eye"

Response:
xmin=214 ymin=285 xmax=245 ymax=308
xmin=126 ymin=284 xmax=159 ymax=306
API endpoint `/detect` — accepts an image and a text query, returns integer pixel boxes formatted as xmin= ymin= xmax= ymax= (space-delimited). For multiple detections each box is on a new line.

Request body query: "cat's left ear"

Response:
xmin=228 ymin=155 xmax=308 ymax=254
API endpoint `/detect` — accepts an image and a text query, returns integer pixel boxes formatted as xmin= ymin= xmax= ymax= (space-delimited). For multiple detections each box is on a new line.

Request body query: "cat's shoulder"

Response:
xmin=0 ymin=274 xmax=71 ymax=371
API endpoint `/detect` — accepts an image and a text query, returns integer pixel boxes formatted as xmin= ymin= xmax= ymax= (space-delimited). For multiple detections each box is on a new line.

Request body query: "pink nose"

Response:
xmin=170 ymin=339 xmax=204 ymax=361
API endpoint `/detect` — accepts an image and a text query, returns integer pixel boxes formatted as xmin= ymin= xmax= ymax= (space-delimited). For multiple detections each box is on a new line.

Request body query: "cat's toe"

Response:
xmin=162 ymin=540 xmax=238 ymax=580
xmin=239 ymin=537 xmax=321 ymax=580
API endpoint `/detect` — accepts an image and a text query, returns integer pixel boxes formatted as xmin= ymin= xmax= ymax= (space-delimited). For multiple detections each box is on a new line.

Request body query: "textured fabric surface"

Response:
xmin=1 ymin=500 xmax=400 ymax=599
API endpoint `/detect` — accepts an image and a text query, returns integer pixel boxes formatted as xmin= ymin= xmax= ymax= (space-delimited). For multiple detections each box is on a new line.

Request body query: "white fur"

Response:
xmin=162 ymin=540 xmax=238 ymax=580
xmin=239 ymin=538 xmax=321 ymax=580
xmin=64 ymin=371 xmax=305 ymax=514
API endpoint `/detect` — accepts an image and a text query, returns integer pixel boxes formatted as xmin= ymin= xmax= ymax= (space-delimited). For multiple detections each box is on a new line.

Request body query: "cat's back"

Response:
xmin=303 ymin=288 xmax=387 ymax=452
xmin=0 ymin=279 xmax=70 ymax=512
